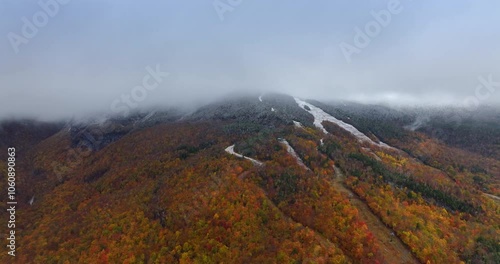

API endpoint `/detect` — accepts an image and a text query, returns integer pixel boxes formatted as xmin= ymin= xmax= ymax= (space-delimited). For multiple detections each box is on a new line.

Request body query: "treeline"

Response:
xmin=348 ymin=153 xmax=479 ymax=215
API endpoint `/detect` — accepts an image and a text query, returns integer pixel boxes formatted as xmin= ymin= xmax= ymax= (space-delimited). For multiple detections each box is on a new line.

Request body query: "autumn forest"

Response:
xmin=0 ymin=94 xmax=499 ymax=264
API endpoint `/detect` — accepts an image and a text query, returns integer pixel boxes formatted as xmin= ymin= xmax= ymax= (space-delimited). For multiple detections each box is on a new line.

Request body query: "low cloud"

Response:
xmin=1 ymin=0 xmax=499 ymax=121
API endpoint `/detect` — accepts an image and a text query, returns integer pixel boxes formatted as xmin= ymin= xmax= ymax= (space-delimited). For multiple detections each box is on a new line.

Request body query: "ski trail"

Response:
xmin=293 ymin=121 xmax=303 ymax=128
xmin=278 ymin=138 xmax=310 ymax=171
xmin=331 ymin=166 xmax=419 ymax=264
xmin=258 ymin=95 xmax=263 ymax=102
xmin=138 ymin=111 xmax=156 ymax=123
xmin=484 ymin=193 xmax=500 ymax=203
xmin=225 ymin=145 xmax=263 ymax=166
xmin=294 ymin=97 xmax=394 ymax=149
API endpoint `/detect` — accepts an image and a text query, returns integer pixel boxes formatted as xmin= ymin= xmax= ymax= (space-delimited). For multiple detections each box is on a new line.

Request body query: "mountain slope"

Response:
xmin=1 ymin=93 xmax=498 ymax=263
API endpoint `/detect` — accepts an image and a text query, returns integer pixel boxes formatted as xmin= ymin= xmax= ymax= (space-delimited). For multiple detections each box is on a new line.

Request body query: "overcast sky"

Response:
xmin=1 ymin=0 xmax=499 ymax=120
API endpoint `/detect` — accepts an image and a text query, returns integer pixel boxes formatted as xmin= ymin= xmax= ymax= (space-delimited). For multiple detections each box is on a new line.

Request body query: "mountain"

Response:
xmin=1 ymin=93 xmax=499 ymax=263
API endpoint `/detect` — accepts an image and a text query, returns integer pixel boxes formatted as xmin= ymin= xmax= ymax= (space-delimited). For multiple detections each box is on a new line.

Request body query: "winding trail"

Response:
xmin=484 ymin=193 xmax=500 ymax=203
xmin=225 ymin=145 xmax=264 ymax=166
xmin=331 ymin=166 xmax=419 ymax=264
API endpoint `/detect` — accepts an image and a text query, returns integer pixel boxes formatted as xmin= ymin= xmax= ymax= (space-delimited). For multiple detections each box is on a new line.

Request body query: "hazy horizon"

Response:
xmin=2 ymin=0 xmax=499 ymax=121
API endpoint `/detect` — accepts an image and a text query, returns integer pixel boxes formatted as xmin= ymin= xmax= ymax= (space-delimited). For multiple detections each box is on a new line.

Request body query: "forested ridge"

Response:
xmin=1 ymin=94 xmax=498 ymax=263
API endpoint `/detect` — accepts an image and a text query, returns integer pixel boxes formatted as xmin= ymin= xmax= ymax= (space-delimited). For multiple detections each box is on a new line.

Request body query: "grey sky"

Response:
xmin=1 ymin=0 xmax=499 ymax=120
